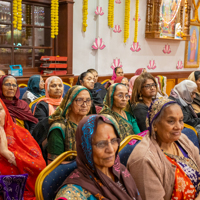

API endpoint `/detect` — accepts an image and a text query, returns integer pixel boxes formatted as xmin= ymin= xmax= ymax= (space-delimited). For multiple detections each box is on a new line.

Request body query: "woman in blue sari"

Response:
xmin=22 ymin=75 xmax=45 ymax=104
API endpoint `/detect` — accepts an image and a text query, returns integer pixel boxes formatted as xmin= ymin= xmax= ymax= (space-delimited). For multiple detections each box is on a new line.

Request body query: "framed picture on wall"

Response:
xmin=184 ymin=25 xmax=200 ymax=68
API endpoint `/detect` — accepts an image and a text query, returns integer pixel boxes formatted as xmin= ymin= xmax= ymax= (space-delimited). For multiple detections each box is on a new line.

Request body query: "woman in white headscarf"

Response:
xmin=169 ymin=80 xmax=200 ymax=129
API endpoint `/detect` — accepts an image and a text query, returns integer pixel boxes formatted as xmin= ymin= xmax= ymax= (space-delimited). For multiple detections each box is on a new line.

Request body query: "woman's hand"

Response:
xmin=0 ymin=126 xmax=9 ymax=158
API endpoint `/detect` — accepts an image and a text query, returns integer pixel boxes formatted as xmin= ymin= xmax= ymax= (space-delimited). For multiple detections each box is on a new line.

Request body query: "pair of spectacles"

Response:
xmin=75 ymin=98 xmax=92 ymax=106
xmin=142 ymin=83 xmax=157 ymax=90
xmin=114 ymin=94 xmax=130 ymax=100
xmin=93 ymin=138 xmax=121 ymax=149
xmin=3 ymin=83 xmax=18 ymax=88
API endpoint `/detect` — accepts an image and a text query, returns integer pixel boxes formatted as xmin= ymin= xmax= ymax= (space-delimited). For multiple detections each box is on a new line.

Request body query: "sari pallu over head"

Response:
xmin=0 ymin=75 xmax=38 ymax=124
xmin=27 ymin=75 xmax=45 ymax=97
xmin=0 ymin=98 xmax=46 ymax=198
xmin=60 ymin=114 xmax=141 ymax=200
xmin=48 ymin=85 xmax=92 ymax=152
xmin=100 ymin=83 xmax=135 ymax=139
xmin=33 ymin=76 xmax=63 ymax=116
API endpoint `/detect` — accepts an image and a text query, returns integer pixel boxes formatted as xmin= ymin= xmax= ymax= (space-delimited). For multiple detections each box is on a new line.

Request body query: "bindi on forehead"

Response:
xmin=107 ymin=135 xmax=110 ymax=139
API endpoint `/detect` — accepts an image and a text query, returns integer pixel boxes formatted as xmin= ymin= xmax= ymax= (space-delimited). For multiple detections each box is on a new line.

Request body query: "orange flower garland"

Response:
xmin=134 ymin=0 xmax=139 ymax=43
xmin=108 ymin=0 xmax=114 ymax=28
xmin=82 ymin=0 xmax=88 ymax=32
xmin=124 ymin=0 xmax=130 ymax=43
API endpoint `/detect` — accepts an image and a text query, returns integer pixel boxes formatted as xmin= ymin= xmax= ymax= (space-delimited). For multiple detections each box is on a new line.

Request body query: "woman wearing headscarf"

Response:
xmin=47 ymin=85 xmax=92 ymax=163
xmin=127 ymin=98 xmax=200 ymax=200
xmin=100 ymin=83 xmax=140 ymax=140
xmin=188 ymin=71 xmax=200 ymax=114
xmin=135 ymin=68 xmax=146 ymax=75
xmin=55 ymin=114 xmax=142 ymax=200
xmin=0 ymin=98 xmax=46 ymax=200
xmin=22 ymin=75 xmax=45 ymax=104
xmin=33 ymin=76 xmax=63 ymax=122
xmin=169 ymin=80 xmax=200 ymax=129
xmin=0 ymin=75 xmax=38 ymax=133
xmin=128 ymin=75 xmax=139 ymax=96
xmin=114 ymin=76 xmax=129 ymax=89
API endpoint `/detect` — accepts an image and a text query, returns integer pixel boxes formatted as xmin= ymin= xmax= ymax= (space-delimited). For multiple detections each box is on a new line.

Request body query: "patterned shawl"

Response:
xmin=60 ymin=114 xmax=142 ymax=200
xmin=100 ymin=83 xmax=135 ymax=140
xmin=48 ymin=86 xmax=92 ymax=152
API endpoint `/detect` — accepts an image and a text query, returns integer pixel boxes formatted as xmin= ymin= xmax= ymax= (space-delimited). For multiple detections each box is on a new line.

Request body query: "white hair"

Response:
xmin=47 ymin=76 xmax=63 ymax=91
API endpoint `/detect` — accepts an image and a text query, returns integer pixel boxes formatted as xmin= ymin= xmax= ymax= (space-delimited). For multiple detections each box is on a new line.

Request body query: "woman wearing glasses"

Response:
xmin=169 ymin=80 xmax=200 ymax=130
xmin=100 ymin=83 xmax=140 ymax=140
xmin=131 ymin=72 xmax=158 ymax=132
xmin=47 ymin=86 xmax=92 ymax=163
xmin=55 ymin=115 xmax=141 ymax=200
xmin=0 ymin=75 xmax=38 ymax=133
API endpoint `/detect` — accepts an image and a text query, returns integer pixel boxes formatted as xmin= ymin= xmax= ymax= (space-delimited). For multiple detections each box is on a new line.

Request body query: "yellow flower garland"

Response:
xmin=51 ymin=0 xmax=59 ymax=38
xmin=108 ymin=0 xmax=114 ymax=28
xmin=13 ymin=0 xmax=17 ymax=29
xmin=17 ymin=0 xmax=22 ymax=30
xmin=82 ymin=0 xmax=88 ymax=32
xmin=124 ymin=0 xmax=130 ymax=43
xmin=134 ymin=0 xmax=139 ymax=43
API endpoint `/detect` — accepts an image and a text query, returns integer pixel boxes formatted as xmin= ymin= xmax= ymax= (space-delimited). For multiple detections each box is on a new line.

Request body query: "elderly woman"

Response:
xmin=77 ymin=71 xmax=103 ymax=105
xmin=0 ymin=75 xmax=38 ymax=133
xmin=100 ymin=83 xmax=140 ymax=140
xmin=55 ymin=114 xmax=142 ymax=200
xmin=0 ymin=98 xmax=46 ymax=200
xmin=127 ymin=98 xmax=200 ymax=200
xmin=188 ymin=71 xmax=200 ymax=114
xmin=87 ymin=69 xmax=107 ymax=101
xmin=169 ymin=80 xmax=200 ymax=129
xmin=131 ymin=72 xmax=158 ymax=132
xmin=33 ymin=76 xmax=63 ymax=121
xmin=114 ymin=76 xmax=129 ymax=89
xmin=22 ymin=75 xmax=45 ymax=104
xmin=47 ymin=85 xmax=92 ymax=162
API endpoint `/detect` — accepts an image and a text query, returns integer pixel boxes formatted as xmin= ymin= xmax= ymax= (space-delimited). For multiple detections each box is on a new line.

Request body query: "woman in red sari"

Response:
xmin=0 ymin=98 xmax=46 ymax=200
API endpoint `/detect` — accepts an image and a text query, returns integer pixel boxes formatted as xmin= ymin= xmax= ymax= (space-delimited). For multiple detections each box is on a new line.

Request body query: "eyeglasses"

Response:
xmin=114 ymin=94 xmax=130 ymax=100
xmin=75 ymin=98 xmax=92 ymax=106
xmin=93 ymin=138 xmax=121 ymax=149
xmin=142 ymin=83 xmax=157 ymax=90
xmin=3 ymin=83 xmax=18 ymax=88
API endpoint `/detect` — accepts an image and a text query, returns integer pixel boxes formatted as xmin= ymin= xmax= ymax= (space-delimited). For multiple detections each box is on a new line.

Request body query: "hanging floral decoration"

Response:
xmin=13 ymin=0 xmax=22 ymax=30
xmin=134 ymin=0 xmax=139 ymax=43
xmin=124 ymin=0 xmax=130 ymax=43
xmin=108 ymin=0 xmax=114 ymax=28
xmin=82 ymin=0 xmax=88 ymax=32
xmin=51 ymin=0 xmax=59 ymax=38
xmin=13 ymin=0 xmax=18 ymax=29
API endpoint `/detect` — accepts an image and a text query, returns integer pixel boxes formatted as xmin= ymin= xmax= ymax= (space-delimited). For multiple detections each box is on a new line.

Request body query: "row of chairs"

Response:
xmin=35 ymin=124 xmax=199 ymax=200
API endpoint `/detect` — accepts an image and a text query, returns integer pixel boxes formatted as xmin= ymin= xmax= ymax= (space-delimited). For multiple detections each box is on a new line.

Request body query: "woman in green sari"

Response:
xmin=100 ymin=83 xmax=140 ymax=140
xmin=47 ymin=85 xmax=92 ymax=163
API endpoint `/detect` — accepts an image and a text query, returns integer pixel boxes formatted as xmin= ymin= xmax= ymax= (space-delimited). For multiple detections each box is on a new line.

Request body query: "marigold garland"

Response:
xmin=108 ymin=0 xmax=114 ymax=28
xmin=51 ymin=0 xmax=59 ymax=38
xmin=13 ymin=0 xmax=17 ymax=29
xmin=82 ymin=0 xmax=88 ymax=32
xmin=17 ymin=0 xmax=22 ymax=30
xmin=124 ymin=0 xmax=130 ymax=43
xmin=134 ymin=0 xmax=139 ymax=43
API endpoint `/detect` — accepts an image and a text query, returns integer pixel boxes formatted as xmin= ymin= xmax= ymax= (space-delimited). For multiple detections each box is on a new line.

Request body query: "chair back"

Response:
xmin=29 ymin=96 xmax=45 ymax=113
xmin=63 ymin=82 xmax=72 ymax=97
xmin=101 ymin=79 xmax=110 ymax=87
xmin=118 ymin=135 xmax=143 ymax=166
xmin=35 ymin=151 xmax=77 ymax=200
xmin=182 ymin=123 xmax=199 ymax=150
xmin=18 ymin=84 xmax=28 ymax=99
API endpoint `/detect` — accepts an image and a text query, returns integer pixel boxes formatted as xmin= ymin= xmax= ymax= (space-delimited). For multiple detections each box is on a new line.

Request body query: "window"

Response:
xmin=0 ymin=0 xmax=52 ymax=68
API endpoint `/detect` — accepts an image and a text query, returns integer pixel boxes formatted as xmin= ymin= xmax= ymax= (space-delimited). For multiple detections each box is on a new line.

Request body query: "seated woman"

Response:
xmin=169 ymin=80 xmax=200 ymax=129
xmin=47 ymin=85 xmax=92 ymax=162
xmin=114 ymin=76 xmax=129 ymax=89
xmin=77 ymin=71 xmax=103 ymax=105
xmin=188 ymin=71 xmax=200 ymax=114
xmin=129 ymin=75 xmax=139 ymax=96
xmin=33 ymin=76 xmax=63 ymax=122
xmin=135 ymin=68 xmax=147 ymax=75
xmin=100 ymin=83 xmax=140 ymax=140
xmin=55 ymin=114 xmax=141 ymax=200
xmin=0 ymin=75 xmax=38 ymax=133
xmin=127 ymin=98 xmax=200 ymax=200
xmin=87 ymin=68 xmax=107 ymax=100
xmin=131 ymin=72 xmax=158 ymax=132
xmin=22 ymin=75 xmax=45 ymax=104
xmin=0 ymin=98 xmax=46 ymax=200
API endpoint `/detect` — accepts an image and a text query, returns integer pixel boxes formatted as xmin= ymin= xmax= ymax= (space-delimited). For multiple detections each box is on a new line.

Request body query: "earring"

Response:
xmin=139 ymin=94 xmax=143 ymax=100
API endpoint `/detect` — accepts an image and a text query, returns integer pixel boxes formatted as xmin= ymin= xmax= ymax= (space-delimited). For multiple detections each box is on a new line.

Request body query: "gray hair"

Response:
xmin=47 ymin=76 xmax=63 ymax=92
xmin=3 ymin=76 xmax=17 ymax=84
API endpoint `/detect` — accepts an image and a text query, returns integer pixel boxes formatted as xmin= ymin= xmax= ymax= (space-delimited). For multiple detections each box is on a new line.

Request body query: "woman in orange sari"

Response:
xmin=0 ymin=98 xmax=46 ymax=200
